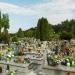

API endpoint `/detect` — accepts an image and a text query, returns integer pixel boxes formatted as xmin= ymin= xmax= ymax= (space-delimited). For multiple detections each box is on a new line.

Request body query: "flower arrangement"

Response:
xmin=0 ymin=51 xmax=4 ymax=60
xmin=61 ymin=56 xmax=75 ymax=67
xmin=7 ymin=70 xmax=16 ymax=75
xmin=47 ymin=54 xmax=75 ymax=67
xmin=47 ymin=55 xmax=60 ymax=66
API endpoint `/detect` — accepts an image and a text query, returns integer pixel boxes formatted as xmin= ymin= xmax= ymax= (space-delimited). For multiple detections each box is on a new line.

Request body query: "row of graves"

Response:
xmin=47 ymin=40 xmax=75 ymax=66
xmin=0 ymin=38 xmax=75 ymax=75
xmin=10 ymin=38 xmax=75 ymax=75
xmin=0 ymin=38 xmax=44 ymax=75
xmin=45 ymin=40 xmax=75 ymax=75
xmin=0 ymin=42 xmax=29 ymax=75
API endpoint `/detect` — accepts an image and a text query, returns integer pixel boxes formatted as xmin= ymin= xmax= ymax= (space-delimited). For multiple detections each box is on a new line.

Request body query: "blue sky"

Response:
xmin=0 ymin=0 xmax=75 ymax=33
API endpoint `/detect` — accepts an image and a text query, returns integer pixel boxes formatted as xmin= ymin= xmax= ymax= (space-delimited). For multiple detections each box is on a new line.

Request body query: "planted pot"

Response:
xmin=47 ymin=57 xmax=58 ymax=66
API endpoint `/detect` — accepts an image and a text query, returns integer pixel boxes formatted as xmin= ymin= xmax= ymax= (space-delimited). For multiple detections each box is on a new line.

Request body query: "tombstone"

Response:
xmin=43 ymin=65 xmax=75 ymax=75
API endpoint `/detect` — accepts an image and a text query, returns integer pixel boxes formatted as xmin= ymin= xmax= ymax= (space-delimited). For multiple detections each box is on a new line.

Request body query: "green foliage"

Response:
xmin=1 ymin=31 xmax=10 ymax=44
xmin=51 ymin=24 xmax=62 ymax=33
xmin=12 ymin=36 xmax=18 ymax=42
xmin=0 ymin=11 xmax=10 ymax=44
xmin=11 ymin=17 xmax=75 ymax=41
xmin=0 ymin=51 xmax=3 ymax=60
xmin=60 ymin=31 xmax=72 ymax=40
xmin=2 ymin=14 xmax=9 ymax=30
xmin=0 ymin=11 xmax=2 ymax=34
xmin=47 ymin=55 xmax=59 ymax=66
xmin=52 ymin=19 xmax=75 ymax=40
xmin=24 ymin=28 xmax=36 ymax=37
xmin=36 ymin=17 xmax=54 ymax=41
xmin=7 ymin=70 xmax=16 ymax=75
xmin=17 ymin=28 xmax=24 ymax=38
xmin=11 ymin=18 xmax=75 ymax=41
xmin=0 ymin=12 xmax=2 ymax=42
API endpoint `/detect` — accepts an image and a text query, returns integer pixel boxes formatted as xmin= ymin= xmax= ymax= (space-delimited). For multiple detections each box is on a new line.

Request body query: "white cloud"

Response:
xmin=0 ymin=0 xmax=75 ymax=24
xmin=29 ymin=0 xmax=75 ymax=24
xmin=0 ymin=2 xmax=37 ymax=16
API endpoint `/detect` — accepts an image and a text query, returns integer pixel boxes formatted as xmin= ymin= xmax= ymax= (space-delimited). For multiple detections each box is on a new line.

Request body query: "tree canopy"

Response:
xmin=17 ymin=28 xmax=24 ymax=38
xmin=1 ymin=11 xmax=75 ymax=43
xmin=14 ymin=17 xmax=75 ymax=41
xmin=0 ymin=11 xmax=10 ymax=44
xmin=36 ymin=17 xmax=54 ymax=41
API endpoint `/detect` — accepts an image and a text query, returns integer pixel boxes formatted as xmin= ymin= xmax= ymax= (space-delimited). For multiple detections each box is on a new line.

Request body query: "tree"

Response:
xmin=2 ymin=14 xmax=10 ymax=44
xmin=36 ymin=17 xmax=53 ymax=41
xmin=0 ymin=11 xmax=2 ymax=42
xmin=2 ymin=14 xmax=9 ymax=32
xmin=70 ymin=19 xmax=75 ymax=37
xmin=0 ymin=11 xmax=2 ymax=34
xmin=60 ymin=31 xmax=72 ymax=40
xmin=17 ymin=28 xmax=24 ymax=38
xmin=24 ymin=28 xmax=36 ymax=37
xmin=12 ymin=36 xmax=18 ymax=42
xmin=52 ymin=19 xmax=75 ymax=39
xmin=52 ymin=24 xmax=62 ymax=33
xmin=2 ymin=31 xmax=10 ymax=44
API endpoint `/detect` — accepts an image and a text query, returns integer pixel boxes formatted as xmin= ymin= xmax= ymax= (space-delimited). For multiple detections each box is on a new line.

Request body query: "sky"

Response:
xmin=0 ymin=0 xmax=75 ymax=33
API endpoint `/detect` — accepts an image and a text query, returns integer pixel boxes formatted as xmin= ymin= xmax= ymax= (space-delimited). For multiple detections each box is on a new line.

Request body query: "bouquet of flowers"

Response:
xmin=61 ymin=56 xmax=75 ymax=67
xmin=7 ymin=70 xmax=16 ymax=75
xmin=47 ymin=55 xmax=60 ymax=66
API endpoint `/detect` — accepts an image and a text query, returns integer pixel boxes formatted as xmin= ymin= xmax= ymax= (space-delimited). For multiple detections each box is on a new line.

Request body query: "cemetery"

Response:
xmin=0 ymin=38 xmax=75 ymax=75
xmin=0 ymin=1 xmax=75 ymax=74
